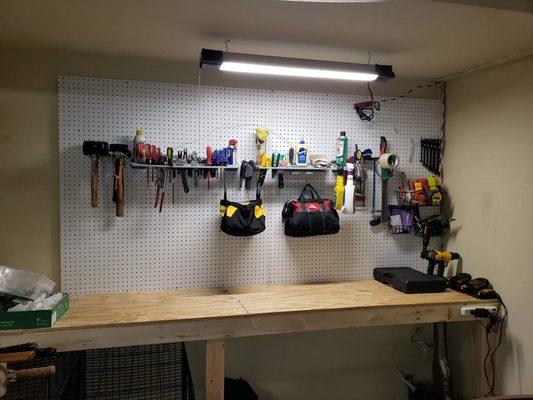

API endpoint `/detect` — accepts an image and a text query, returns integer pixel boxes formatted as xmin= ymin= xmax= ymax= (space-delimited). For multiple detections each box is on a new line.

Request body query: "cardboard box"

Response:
xmin=0 ymin=294 xmax=69 ymax=330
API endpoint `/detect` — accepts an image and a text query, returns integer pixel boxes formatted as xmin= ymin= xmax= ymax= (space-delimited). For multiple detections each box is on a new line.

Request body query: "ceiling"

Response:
xmin=1 ymin=0 xmax=532 ymax=93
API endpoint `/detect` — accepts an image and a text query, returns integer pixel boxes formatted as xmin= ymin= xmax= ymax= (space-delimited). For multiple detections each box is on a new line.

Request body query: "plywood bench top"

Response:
xmin=50 ymin=280 xmax=488 ymax=328
xmin=0 ymin=280 xmax=495 ymax=351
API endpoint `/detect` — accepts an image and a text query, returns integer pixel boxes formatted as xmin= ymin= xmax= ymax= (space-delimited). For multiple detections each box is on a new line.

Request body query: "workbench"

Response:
xmin=0 ymin=280 xmax=497 ymax=399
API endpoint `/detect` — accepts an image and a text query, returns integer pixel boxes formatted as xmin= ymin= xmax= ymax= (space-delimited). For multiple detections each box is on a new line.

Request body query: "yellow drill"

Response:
xmin=423 ymin=250 xmax=460 ymax=277
xmin=418 ymin=215 xmax=459 ymax=277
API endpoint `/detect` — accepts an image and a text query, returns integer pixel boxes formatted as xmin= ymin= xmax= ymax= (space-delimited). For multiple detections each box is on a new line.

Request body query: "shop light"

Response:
xmin=200 ymin=49 xmax=395 ymax=82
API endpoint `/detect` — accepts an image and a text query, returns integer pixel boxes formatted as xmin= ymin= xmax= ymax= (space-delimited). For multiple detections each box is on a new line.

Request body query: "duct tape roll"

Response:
xmin=379 ymin=153 xmax=399 ymax=169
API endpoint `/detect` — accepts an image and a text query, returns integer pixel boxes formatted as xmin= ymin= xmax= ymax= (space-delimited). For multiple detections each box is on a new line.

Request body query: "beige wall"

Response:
xmin=0 ymin=45 xmax=498 ymax=399
xmin=444 ymin=56 xmax=533 ymax=394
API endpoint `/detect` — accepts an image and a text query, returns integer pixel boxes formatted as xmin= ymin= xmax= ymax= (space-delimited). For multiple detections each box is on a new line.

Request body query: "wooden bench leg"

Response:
xmin=206 ymin=338 xmax=225 ymax=400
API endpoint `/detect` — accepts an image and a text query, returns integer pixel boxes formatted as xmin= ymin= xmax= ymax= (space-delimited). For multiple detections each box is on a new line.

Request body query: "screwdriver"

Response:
xmin=159 ymin=169 xmax=166 ymax=213
xmin=167 ymin=147 xmax=175 ymax=204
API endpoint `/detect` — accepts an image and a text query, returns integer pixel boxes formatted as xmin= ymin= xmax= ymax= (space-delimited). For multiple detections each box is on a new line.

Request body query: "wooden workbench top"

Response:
xmin=31 ymin=280 xmax=487 ymax=329
xmin=0 ymin=280 xmax=493 ymax=351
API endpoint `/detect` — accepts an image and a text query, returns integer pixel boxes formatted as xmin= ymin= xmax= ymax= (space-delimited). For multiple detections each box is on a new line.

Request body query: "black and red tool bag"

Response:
xmin=282 ymin=184 xmax=340 ymax=237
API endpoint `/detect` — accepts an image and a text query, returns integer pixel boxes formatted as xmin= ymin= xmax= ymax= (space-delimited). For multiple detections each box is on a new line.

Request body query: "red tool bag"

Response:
xmin=282 ymin=184 xmax=340 ymax=237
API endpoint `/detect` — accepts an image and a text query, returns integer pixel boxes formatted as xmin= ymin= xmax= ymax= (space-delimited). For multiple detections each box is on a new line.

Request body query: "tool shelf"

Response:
xmin=130 ymin=162 xmax=239 ymax=171
xmin=257 ymin=166 xmax=332 ymax=172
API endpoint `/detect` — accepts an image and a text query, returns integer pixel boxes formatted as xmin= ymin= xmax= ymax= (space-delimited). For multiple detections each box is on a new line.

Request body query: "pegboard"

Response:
xmin=58 ymin=76 xmax=443 ymax=294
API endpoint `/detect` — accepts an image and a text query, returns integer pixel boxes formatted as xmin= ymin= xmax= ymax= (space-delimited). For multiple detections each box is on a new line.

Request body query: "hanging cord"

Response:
xmin=354 ymin=82 xmax=381 ymax=121
xmin=197 ymin=68 xmax=202 ymax=146
xmin=483 ymin=299 xmax=508 ymax=397
xmin=439 ymin=82 xmax=446 ymax=183
xmin=355 ymin=81 xmax=443 ymax=121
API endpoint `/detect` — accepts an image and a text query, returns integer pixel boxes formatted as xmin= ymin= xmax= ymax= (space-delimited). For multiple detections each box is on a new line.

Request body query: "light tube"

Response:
xmin=200 ymin=49 xmax=395 ymax=82
xmin=220 ymin=61 xmax=379 ymax=81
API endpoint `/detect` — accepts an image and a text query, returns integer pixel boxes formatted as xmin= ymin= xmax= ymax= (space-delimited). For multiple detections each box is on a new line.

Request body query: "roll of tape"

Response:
xmin=379 ymin=153 xmax=399 ymax=169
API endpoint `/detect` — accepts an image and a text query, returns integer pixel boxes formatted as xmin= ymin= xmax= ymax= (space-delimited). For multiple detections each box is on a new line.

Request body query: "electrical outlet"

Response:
xmin=460 ymin=305 xmax=498 ymax=316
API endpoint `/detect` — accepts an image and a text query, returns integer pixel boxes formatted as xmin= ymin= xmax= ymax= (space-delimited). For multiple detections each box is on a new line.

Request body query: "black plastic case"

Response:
xmin=373 ymin=267 xmax=447 ymax=294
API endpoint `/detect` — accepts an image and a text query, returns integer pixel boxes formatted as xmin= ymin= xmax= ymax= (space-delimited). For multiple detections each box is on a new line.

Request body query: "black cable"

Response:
xmin=485 ymin=300 xmax=508 ymax=396
xmin=354 ymin=82 xmax=381 ymax=121
xmin=483 ymin=327 xmax=493 ymax=396
xmin=380 ymin=82 xmax=443 ymax=104
xmin=355 ymin=81 xmax=442 ymax=121
xmin=367 ymin=82 xmax=380 ymax=111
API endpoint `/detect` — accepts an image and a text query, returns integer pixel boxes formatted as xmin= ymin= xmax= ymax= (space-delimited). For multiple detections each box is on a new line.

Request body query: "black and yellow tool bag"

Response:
xmin=220 ymin=189 xmax=266 ymax=236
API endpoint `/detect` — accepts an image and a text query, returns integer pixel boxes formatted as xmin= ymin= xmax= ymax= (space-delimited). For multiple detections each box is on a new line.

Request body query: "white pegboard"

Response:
xmin=59 ymin=76 xmax=442 ymax=294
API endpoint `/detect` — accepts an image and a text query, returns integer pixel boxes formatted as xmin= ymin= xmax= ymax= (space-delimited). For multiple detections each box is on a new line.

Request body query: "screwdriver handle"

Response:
xmin=167 ymin=147 xmax=174 ymax=166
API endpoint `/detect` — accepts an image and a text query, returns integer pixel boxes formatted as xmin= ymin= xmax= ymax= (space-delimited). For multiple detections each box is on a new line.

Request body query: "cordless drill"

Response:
xmin=418 ymin=215 xmax=459 ymax=277
xmin=423 ymin=250 xmax=460 ymax=277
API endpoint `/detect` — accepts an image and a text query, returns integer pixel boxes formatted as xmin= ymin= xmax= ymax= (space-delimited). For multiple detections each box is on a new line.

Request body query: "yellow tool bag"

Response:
xmin=220 ymin=189 xmax=266 ymax=236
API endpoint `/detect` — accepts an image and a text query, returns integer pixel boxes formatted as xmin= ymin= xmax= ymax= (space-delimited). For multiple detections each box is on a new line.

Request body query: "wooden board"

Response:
xmin=205 ymin=339 xmax=225 ymax=400
xmin=0 ymin=280 xmax=496 ymax=351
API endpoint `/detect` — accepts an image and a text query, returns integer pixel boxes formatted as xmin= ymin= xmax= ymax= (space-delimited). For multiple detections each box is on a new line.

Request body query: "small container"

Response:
xmin=133 ymin=129 xmax=146 ymax=163
xmin=336 ymin=131 xmax=348 ymax=166
xmin=228 ymin=139 xmax=238 ymax=166
xmin=388 ymin=205 xmax=414 ymax=234
xmin=296 ymin=138 xmax=308 ymax=166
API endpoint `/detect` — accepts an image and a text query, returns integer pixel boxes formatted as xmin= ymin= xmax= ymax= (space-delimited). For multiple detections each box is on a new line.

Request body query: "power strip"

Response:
xmin=460 ymin=305 xmax=498 ymax=316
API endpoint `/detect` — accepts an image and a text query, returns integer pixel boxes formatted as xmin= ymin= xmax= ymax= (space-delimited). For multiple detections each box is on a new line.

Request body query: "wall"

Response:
xmin=0 ymin=46 xmax=437 ymax=286
xmin=443 ymin=56 xmax=533 ymax=394
xmin=0 ymin=45 xmax=483 ymax=400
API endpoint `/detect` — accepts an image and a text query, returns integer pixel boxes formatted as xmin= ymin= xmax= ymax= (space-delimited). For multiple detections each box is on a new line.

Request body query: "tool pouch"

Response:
xmin=220 ymin=189 xmax=266 ymax=236
xmin=282 ymin=184 xmax=340 ymax=237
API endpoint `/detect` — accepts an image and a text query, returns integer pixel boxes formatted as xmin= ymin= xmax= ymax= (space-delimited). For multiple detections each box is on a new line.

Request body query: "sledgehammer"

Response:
xmin=83 ymin=141 xmax=109 ymax=207
xmin=110 ymin=144 xmax=131 ymax=217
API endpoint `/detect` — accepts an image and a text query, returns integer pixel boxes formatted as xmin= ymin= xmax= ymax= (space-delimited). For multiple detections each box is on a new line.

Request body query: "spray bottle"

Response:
xmin=228 ymin=139 xmax=238 ymax=166
xmin=336 ymin=131 xmax=348 ymax=167
xmin=343 ymin=163 xmax=355 ymax=214
xmin=334 ymin=169 xmax=345 ymax=210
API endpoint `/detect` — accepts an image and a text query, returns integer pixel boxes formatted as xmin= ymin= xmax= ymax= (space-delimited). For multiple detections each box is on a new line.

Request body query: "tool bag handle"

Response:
xmin=298 ymin=184 xmax=323 ymax=202
xmin=223 ymin=187 xmax=262 ymax=203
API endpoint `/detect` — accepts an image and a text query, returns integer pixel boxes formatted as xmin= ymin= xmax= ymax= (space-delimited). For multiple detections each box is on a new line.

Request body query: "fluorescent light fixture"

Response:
xmin=200 ymin=49 xmax=394 ymax=82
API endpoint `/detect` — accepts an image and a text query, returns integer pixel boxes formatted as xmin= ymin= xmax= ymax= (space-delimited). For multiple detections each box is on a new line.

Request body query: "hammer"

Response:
xmin=110 ymin=144 xmax=131 ymax=217
xmin=83 ymin=141 xmax=109 ymax=207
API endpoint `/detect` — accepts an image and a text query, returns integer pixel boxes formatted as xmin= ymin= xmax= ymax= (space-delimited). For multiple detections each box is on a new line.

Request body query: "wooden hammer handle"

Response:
xmin=11 ymin=366 xmax=55 ymax=380
xmin=0 ymin=351 xmax=35 ymax=363
xmin=116 ymin=159 xmax=125 ymax=217
xmin=91 ymin=154 xmax=99 ymax=208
